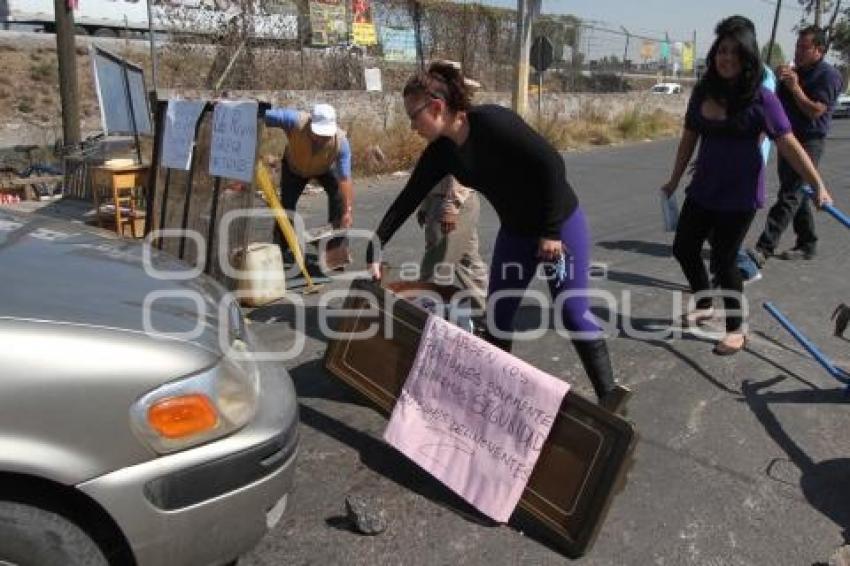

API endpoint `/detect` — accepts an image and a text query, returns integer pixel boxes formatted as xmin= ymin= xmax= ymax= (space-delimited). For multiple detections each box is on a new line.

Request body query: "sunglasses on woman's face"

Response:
xmin=407 ymin=100 xmax=432 ymax=121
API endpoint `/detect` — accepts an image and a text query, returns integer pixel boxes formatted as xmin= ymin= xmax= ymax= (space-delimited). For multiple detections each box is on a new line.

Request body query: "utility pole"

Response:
xmin=54 ymin=0 xmax=80 ymax=148
xmin=512 ymin=0 xmax=537 ymax=116
xmin=620 ymin=26 xmax=629 ymax=88
xmin=767 ymin=0 xmax=782 ymax=65
xmin=412 ymin=0 xmax=424 ymax=70
xmin=146 ymin=0 xmax=158 ymax=93
xmin=815 ymin=0 xmax=823 ymax=27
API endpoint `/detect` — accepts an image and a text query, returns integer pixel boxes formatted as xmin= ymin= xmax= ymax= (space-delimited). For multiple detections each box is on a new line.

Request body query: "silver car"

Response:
xmin=0 ymin=209 xmax=298 ymax=565
xmin=833 ymin=92 xmax=850 ymax=119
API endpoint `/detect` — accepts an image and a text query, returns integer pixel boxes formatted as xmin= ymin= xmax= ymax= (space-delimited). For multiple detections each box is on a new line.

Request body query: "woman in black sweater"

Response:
xmin=367 ymin=62 xmax=629 ymax=412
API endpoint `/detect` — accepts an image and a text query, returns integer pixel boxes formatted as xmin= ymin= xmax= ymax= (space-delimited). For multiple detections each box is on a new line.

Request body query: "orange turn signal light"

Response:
xmin=147 ymin=394 xmax=219 ymax=439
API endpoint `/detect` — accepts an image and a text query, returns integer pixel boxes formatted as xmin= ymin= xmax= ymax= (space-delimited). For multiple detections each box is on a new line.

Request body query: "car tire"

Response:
xmin=0 ymin=501 xmax=109 ymax=566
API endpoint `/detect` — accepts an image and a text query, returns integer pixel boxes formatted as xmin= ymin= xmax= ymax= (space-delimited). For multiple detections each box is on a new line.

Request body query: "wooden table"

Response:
xmin=92 ymin=162 xmax=149 ymax=238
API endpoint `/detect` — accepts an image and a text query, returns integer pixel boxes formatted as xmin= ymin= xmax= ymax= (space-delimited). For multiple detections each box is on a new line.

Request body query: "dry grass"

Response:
xmin=346 ymin=119 xmax=427 ymax=177
xmin=257 ymin=118 xmax=427 ymax=179
xmin=533 ymin=107 xmax=679 ymax=151
xmin=16 ymin=97 xmax=34 ymax=114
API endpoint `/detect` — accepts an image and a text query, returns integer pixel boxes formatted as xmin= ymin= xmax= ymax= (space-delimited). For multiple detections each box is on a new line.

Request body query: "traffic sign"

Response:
xmin=530 ymin=35 xmax=554 ymax=73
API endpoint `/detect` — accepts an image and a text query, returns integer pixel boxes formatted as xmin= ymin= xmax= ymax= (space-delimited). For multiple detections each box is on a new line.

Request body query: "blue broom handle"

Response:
xmin=802 ymin=185 xmax=850 ymax=230
xmin=763 ymin=301 xmax=846 ymax=380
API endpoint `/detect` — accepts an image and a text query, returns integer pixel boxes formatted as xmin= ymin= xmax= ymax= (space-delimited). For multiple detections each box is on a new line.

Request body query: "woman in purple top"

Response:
xmin=661 ymin=16 xmax=832 ymax=355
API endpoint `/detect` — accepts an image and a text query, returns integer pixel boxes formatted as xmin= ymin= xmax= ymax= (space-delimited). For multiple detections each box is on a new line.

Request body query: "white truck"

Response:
xmin=0 ymin=0 xmax=298 ymax=39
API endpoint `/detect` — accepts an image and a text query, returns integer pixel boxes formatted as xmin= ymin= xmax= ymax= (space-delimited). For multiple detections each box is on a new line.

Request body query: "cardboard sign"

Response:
xmin=385 ymin=314 xmax=569 ymax=522
xmin=209 ymin=100 xmax=258 ymax=183
xmin=161 ymin=99 xmax=205 ymax=171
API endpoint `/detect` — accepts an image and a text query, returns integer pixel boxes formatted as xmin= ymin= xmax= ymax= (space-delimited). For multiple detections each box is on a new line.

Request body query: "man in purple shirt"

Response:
xmin=749 ymin=25 xmax=843 ymax=264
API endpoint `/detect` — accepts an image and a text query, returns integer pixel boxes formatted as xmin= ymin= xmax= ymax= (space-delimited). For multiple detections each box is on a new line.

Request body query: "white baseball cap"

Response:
xmin=310 ymin=103 xmax=337 ymax=137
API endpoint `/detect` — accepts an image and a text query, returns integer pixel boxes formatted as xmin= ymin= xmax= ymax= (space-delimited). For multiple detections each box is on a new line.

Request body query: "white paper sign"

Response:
xmin=364 ymin=67 xmax=382 ymax=92
xmin=384 ymin=315 xmax=569 ymax=522
xmin=209 ymin=100 xmax=258 ymax=182
xmin=161 ymin=99 xmax=205 ymax=171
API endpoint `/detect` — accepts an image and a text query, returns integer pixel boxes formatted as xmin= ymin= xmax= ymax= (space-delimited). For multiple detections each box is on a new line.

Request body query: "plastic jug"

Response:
xmin=235 ymin=243 xmax=286 ymax=307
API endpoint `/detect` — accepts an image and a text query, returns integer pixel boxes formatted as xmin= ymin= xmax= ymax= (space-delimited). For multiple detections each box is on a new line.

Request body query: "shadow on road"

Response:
xmin=288 ymin=358 xmax=375 ymax=408
xmin=597 ymin=239 xmax=672 ymax=258
xmin=603 ymin=269 xmax=689 ymax=292
xmin=744 ymin=347 xmax=821 ymax=390
xmin=249 ymin=304 xmax=333 ymax=345
xmin=297 ymin=403 xmax=498 ymax=524
xmin=742 ymin=376 xmax=850 ymax=543
xmin=752 ymin=329 xmax=812 ymax=360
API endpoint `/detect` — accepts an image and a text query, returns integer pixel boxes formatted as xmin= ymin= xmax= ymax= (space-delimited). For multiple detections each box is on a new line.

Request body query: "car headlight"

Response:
xmin=130 ymin=341 xmax=260 ymax=454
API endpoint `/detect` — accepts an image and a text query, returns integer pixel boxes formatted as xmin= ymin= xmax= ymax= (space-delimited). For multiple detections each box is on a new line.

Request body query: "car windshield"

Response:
xmin=651 ymin=86 xmax=668 ymax=93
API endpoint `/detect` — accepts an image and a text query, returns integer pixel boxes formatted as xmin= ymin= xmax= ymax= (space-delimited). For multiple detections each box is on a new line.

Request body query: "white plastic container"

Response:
xmin=235 ymin=243 xmax=286 ymax=307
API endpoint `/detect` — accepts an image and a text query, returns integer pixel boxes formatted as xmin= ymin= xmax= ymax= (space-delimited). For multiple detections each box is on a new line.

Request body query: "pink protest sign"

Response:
xmin=384 ymin=315 xmax=569 ymax=522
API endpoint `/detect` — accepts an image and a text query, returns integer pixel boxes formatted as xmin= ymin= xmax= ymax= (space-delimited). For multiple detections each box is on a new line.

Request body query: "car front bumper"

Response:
xmin=77 ymin=360 xmax=299 ymax=566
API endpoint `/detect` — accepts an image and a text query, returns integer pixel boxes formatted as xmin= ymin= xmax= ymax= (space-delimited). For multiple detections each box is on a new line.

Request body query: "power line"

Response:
xmin=754 ymin=0 xmax=806 ymax=12
xmin=580 ymin=23 xmax=690 ymax=45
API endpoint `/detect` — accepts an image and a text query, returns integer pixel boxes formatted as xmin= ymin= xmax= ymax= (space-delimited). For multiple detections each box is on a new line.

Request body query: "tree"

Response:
xmin=830 ymin=16 xmax=850 ymax=62
xmin=797 ymin=0 xmax=843 ymax=48
xmin=761 ymin=43 xmax=786 ymax=67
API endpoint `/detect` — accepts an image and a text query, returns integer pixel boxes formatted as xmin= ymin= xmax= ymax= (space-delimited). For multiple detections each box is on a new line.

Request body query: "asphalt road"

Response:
xmin=242 ymin=121 xmax=850 ymax=565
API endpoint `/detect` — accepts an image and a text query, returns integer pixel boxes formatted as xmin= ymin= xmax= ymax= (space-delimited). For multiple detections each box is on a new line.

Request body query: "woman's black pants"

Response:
xmin=672 ymin=197 xmax=756 ymax=333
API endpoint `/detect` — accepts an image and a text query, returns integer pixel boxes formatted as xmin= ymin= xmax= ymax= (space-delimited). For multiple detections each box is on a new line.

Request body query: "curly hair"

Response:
xmin=402 ymin=61 xmax=473 ymax=112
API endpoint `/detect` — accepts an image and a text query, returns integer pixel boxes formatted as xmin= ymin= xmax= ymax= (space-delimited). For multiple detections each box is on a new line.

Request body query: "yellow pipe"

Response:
xmin=254 ymin=162 xmax=318 ymax=292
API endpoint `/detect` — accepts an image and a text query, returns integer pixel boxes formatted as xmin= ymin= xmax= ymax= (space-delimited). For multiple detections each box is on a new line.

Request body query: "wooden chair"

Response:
xmin=93 ymin=163 xmax=148 ymax=238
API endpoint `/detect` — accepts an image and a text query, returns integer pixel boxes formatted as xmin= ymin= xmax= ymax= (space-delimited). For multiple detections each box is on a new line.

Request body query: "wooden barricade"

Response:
xmin=324 ymin=279 xmax=637 ymax=558
xmin=145 ymin=99 xmax=266 ymax=288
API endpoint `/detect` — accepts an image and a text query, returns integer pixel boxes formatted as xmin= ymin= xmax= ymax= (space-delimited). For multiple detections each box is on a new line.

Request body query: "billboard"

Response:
xmin=380 ymin=26 xmax=417 ymax=62
xmin=351 ymin=0 xmax=377 ymax=45
xmin=309 ymin=0 xmax=347 ymax=46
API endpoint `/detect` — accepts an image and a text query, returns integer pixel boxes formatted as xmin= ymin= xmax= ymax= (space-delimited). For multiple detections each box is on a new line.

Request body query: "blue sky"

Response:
xmin=477 ymin=0 xmax=814 ymax=61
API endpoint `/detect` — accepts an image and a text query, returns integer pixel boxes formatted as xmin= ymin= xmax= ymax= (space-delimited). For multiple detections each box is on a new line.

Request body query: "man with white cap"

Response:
xmin=264 ymin=103 xmax=354 ymax=261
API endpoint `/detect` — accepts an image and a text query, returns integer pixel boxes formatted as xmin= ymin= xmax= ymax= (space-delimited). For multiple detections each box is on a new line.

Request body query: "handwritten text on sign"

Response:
xmin=209 ymin=100 xmax=258 ymax=183
xmin=161 ymin=99 xmax=205 ymax=171
xmin=384 ymin=315 xmax=569 ymax=522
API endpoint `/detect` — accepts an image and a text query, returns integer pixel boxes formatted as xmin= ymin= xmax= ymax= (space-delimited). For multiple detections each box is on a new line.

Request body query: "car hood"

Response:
xmin=0 ymin=209 xmax=229 ymax=357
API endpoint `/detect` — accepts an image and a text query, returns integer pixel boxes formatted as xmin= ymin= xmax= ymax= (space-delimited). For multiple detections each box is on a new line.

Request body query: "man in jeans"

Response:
xmin=749 ymin=26 xmax=843 ymax=265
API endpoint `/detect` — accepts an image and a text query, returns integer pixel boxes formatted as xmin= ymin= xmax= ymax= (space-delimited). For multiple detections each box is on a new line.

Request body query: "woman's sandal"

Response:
xmin=713 ymin=334 xmax=748 ymax=356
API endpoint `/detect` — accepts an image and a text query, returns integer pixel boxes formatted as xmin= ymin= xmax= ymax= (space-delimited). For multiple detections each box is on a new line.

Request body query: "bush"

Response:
xmin=616 ymin=108 xmax=679 ymax=140
xmin=29 ymin=61 xmax=55 ymax=83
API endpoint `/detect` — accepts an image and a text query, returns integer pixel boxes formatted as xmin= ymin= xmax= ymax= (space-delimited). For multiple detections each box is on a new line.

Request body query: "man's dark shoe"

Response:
xmin=746 ymin=247 xmax=771 ymax=269
xmin=831 ymin=303 xmax=850 ymax=337
xmin=778 ymin=247 xmax=816 ymax=261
